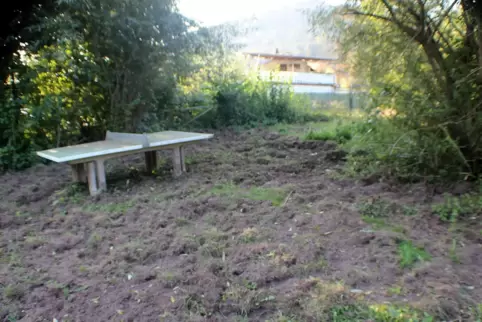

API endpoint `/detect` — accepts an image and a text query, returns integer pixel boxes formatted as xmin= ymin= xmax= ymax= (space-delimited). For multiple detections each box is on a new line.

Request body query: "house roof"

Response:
xmin=243 ymin=52 xmax=338 ymax=62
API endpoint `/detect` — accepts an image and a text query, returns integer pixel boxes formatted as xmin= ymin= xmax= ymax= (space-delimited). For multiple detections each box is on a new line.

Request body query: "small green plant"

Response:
xmin=245 ymin=281 xmax=257 ymax=290
xmin=306 ymin=127 xmax=351 ymax=144
xmin=87 ymin=232 xmax=103 ymax=250
xmin=239 ymin=227 xmax=258 ymax=243
xmin=358 ymin=198 xmax=395 ymax=218
xmin=175 ymin=217 xmax=190 ymax=226
xmin=3 ymin=284 xmax=25 ymax=300
xmin=402 ymin=206 xmax=417 ymax=217
xmin=362 ymin=216 xmax=387 ymax=229
xmin=328 ymin=304 xmax=433 ymax=322
xmin=387 ymin=285 xmax=402 ymax=296
xmin=449 ymin=238 xmax=461 ymax=264
xmin=304 ymin=120 xmax=361 ymax=144
xmin=398 ymin=241 xmax=431 ymax=268
xmin=432 ymin=193 xmax=482 ymax=222
xmin=158 ymin=271 xmax=182 ymax=288
xmin=293 ymin=258 xmax=328 ymax=276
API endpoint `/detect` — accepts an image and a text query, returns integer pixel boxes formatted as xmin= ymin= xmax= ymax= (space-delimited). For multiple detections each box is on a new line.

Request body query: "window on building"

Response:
xmin=294 ymin=64 xmax=301 ymax=71
xmin=280 ymin=64 xmax=287 ymax=71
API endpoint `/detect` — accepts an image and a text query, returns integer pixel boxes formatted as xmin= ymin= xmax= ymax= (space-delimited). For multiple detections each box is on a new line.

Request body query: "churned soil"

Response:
xmin=1 ymin=128 xmax=482 ymax=321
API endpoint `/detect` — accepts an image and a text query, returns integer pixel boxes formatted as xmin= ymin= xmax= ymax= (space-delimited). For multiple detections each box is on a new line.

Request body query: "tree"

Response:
xmin=311 ymin=0 xmax=482 ymax=178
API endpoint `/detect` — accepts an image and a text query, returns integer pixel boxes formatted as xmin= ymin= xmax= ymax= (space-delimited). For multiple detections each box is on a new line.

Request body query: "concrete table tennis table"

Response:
xmin=37 ymin=131 xmax=213 ymax=195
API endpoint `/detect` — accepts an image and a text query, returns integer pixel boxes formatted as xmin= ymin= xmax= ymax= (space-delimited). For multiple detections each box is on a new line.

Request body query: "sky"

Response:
xmin=178 ymin=0 xmax=345 ymax=26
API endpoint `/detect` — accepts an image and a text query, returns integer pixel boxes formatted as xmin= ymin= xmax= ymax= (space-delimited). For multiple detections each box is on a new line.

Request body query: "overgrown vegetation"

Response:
xmin=0 ymin=0 xmax=313 ymax=171
xmin=432 ymin=192 xmax=482 ymax=222
xmin=310 ymin=1 xmax=482 ymax=181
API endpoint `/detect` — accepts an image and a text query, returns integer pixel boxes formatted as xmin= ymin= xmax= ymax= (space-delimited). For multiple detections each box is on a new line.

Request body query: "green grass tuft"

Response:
xmin=398 ymin=241 xmax=431 ymax=268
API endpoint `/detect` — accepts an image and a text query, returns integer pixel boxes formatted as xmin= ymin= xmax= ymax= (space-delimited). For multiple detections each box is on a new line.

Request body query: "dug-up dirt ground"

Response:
xmin=1 ymin=129 xmax=482 ymax=322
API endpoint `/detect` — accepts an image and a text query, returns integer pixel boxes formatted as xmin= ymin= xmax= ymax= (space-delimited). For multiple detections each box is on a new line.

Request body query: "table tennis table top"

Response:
xmin=36 ymin=131 xmax=213 ymax=163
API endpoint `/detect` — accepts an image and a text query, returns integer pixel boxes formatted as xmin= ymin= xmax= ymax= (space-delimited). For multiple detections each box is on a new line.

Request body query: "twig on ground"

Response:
xmin=282 ymin=190 xmax=294 ymax=207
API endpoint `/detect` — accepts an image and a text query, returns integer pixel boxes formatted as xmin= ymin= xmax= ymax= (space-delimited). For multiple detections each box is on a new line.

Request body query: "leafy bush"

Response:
xmin=0 ymin=145 xmax=36 ymax=172
xmin=311 ymin=2 xmax=482 ymax=181
xmin=187 ymin=73 xmax=316 ymax=129
xmin=340 ymin=116 xmax=466 ymax=181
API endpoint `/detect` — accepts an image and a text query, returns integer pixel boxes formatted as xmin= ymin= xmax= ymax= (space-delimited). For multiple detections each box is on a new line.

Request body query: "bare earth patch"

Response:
xmin=1 ymin=129 xmax=482 ymax=321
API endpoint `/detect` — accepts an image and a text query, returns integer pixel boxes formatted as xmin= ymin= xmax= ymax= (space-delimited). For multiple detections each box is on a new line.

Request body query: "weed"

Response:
xmin=387 ymin=285 xmax=402 ymax=296
xmin=362 ymin=215 xmax=406 ymax=234
xmin=158 ymin=271 xmax=182 ymax=288
xmin=46 ymin=280 xmax=70 ymax=299
xmin=184 ymin=294 xmax=208 ymax=316
xmin=303 ymin=118 xmax=365 ymax=145
xmin=398 ymin=241 xmax=431 ymax=268
xmin=7 ymin=313 xmax=19 ymax=322
xmin=221 ymin=284 xmax=268 ymax=315
xmin=248 ymin=187 xmax=287 ymax=206
xmin=305 ymin=126 xmax=352 ymax=144
xmin=14 ymin=211 xmax=30 ymax=218
xmin=449 ymin=238 xmax=461 ymax=264
xmin=24 ymin=235 xmax=47 ymax=249
xmin=199 ymin=241 xmax=226 ymax=258
xmin=86 ymin=232 xmax=103 ymax=250
xmin=358 ymin=198 xmax=396 ymax=218
xmin=175 ymin=217 xmax=190 ymax=227
xmin=300 ymin=278 xmax=349 ymax=320
xmin=320 ymin=303 xmax=434 ymax=322
xmin=196 ymin=228 xmax=229 ymax=257
xmin=292 ymin=258 xmax=328 ymax=276
xmin=245 ymin=281 xmax=258 ymax=291
xmin=402 ymin=205 xmax=418 ymax=217
xmin=3 ymin=284 xmax=25 ymax=300
xmin=362 ymin=216 xmax=387 ymax=229
xmin=471 ymin=303 xmax=482 ymax=321
xmin=239 ymin=228 xmax=258 ymax=243
xmin=432 ymin=193 xmax=482 ymax=222
xmin=52 ymin=183 xmax=86 ymax=205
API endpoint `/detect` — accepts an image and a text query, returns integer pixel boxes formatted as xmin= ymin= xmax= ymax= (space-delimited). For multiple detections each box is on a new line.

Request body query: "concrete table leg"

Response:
xmin=96 ymin=160 xmax=107 ymax=192
xmin=71 ymin=164 xmax=87 ymax=183
xmin=87 ymin=161 xmax=99 ymax=196
xmin=172 ymin=146 xmax=185 ymax=177
xmin=145 ymin=151 xmax=158 ymax=173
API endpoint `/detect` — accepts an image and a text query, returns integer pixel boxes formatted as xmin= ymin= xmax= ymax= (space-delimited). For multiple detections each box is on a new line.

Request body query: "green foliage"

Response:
xmin=330 ymin=304 xmax=433 ymax=322
xmin=311 ymin=0 xmax=482 ymax=180
xmin=185 ymin=72 xmax=315 ymax=129
xmin=305 ymin=122 xmax=352 ymax=143
xmin=432 ymin=193 xmax=482 ymax=222
xmin=358 ymin=198 xmax=395 ymax=218
xmin=0 ymin=0 xmax=246 ymax=171
xmin=398 ymin=241 xmax=431 ymax=269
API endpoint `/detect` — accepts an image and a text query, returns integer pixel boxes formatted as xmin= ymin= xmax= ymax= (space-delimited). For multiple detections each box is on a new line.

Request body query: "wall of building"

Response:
xmin=261 ymin=59 xmax=312 ymax=72
xmin=258 ymin=71 xmax=335 ymax=86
